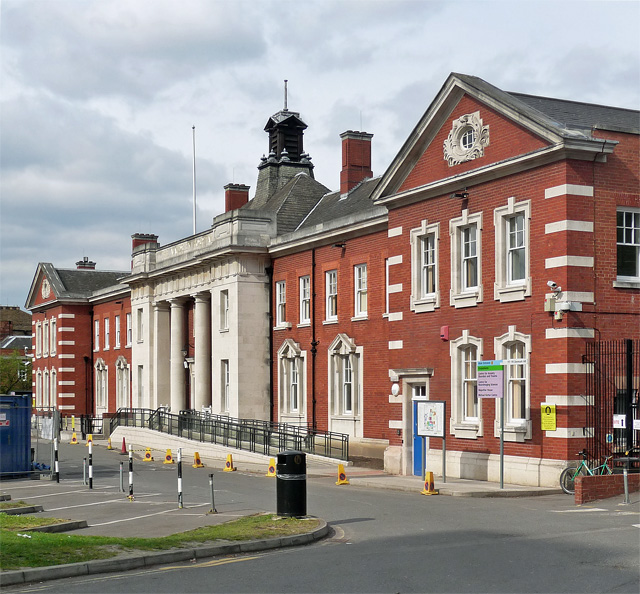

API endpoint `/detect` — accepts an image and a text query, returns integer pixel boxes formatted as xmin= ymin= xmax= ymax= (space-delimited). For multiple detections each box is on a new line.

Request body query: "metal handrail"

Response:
xmin=109 ymin=408 xmax=349 ymax=461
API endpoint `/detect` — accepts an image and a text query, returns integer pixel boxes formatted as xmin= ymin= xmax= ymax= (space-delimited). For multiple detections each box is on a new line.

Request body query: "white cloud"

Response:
xmin=1 ymin=0 xmax=638 ymax=308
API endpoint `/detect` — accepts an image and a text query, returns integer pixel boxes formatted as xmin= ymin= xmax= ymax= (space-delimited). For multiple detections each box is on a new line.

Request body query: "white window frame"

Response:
xmin=275 ymin=281 xmax=289 ymax=328
xmin=450 ymin=330 xmax=483 ymax=439
xmin=137 ymin=365 xmax=144 ymax=406
xmin=220 ymin=289 xmax=229 ymax=330
xmin=328 ymin=334 xmax=363 ymax=438
xmin=116 ymin=356 xmax=129 ymax=409
xmin=104 ymin=317 xmax=110 ymax=350
xmin=136 ymin=309 xmax=143 ymax=343
xmin=95 ymin=358 xmax=107 ymax=411
xmin=94 ymin=319 xmax=100 ymax=351
xmin=325 ymin=270 xmax=338 ymax=322
xmin=35 ymin=371 xmax=42 ymax=407
xmin=277 ymin=339 xmax=307 ymax=423
xmin=299 ymin=276 xmax=310 ymax=325
xmin=126 ymin=313 xmax=132 ymax=347
xmin=616 ymin=207 xmax=640 ymax=286
xmin=50 ymin=368 xmax=57 ymax=408
xmin=353 ymin=264 xmax=368 ymax=319
xmin=494 ymin=326 xmax=532 ymax=442
xmin=450 ymin=210 xmax=483 ymax=308
xmin=114 ymin=315 xmax=121 ymax=348
xmin=410 ymin=220 xmax=440 ymax=312
xmin=43 ymin=369 xmax=49 ymax=408
xmin=50 ymin=317 xmax=56 ymax=355
xmin=35 ymin=322 xmax=42 ymax=358
xmin=494 ymin=197 xmax=531 ymax=302
xmin=221 ymin=359 xmax=230 ymax=412
xmin=42 ymin=321 xmax=49 ymax=357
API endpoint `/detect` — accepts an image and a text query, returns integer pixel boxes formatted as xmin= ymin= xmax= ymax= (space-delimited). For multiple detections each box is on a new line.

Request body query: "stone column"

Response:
xmin=193 ymin=293 xmax=211 ymax=411
xmin=169 ymin=298 xmax=186 ymax=413
xmin=153 ymin=301 xmax=171 ymax=408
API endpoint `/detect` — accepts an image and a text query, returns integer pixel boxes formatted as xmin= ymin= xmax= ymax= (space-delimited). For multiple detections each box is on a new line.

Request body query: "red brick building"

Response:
xmin=24 ymin=73 xmax=639 ymax=485
xmin=25 ymin=258 xmax=131 ymax=415
xmin=268 ymin=74 xmax=639 ymax=484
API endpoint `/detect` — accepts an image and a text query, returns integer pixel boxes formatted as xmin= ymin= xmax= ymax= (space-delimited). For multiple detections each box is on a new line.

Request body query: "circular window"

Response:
xmin=460 ymin=127 xmax=476 ymax=150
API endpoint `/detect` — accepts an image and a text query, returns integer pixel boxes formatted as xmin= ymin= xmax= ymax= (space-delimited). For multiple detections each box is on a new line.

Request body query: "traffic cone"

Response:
xmin=120 ymin=437 xmax=127 ymax=455
xmin=107 ymin=437 xmax=113 ymax=450
xmin=223 ymin=454 xmax=236 ymax=472
xmin=143 ymin=447 xmax=154 ymax=462
xmin=336 ymin=464 xmax=350 ymax=485
xmin=85 ymin=434 xmax=93 ymax=447
xmin=69 ymin=432 xmax=79 ymax=445
xmin=266 ymin=458 xmax=276 ymax=477
xmin=421 ymin=471 xmax=439 ymax=496
xmin=164 ymin=449 xmax=175 ymax=464
xmin=192 ymin=452 xmax=205 ymax=468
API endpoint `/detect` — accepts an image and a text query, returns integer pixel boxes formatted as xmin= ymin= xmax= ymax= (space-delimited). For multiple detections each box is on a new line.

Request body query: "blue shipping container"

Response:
xmin=0 ymin=395 xmax=32 ymax=475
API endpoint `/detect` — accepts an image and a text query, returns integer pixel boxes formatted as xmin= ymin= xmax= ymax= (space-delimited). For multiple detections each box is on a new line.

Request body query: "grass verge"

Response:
xmin=0 ymin=513 xmax=319 ymax=571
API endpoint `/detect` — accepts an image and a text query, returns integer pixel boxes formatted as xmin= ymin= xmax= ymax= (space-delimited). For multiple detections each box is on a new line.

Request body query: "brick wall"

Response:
xmin=575 ymin=473 xmax=640 ymax=505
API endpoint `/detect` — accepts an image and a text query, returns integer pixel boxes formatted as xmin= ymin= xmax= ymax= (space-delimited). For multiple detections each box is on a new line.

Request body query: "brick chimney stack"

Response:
xmin=340 ymin=130 xmax=373 ymax=194
xmin=131 ymin=233 xmax=159 ymax=252
xmin=76 ymin=257 xmax=96 ymax=270
xmin=224 ymin=184 xmax=250 ymax=212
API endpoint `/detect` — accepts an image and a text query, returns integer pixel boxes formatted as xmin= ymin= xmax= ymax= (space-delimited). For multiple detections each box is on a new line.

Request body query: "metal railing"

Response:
xmin=109 ymin=408 xmax=349 ymax=461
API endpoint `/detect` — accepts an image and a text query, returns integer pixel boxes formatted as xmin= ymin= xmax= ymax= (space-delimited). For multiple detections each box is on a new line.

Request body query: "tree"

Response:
xmin=0 ymin=350 xmax=32 ymax=394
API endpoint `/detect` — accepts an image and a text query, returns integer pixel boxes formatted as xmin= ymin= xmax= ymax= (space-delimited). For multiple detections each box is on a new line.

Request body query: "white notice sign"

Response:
xmin=417 ymin=401 xmax=446 ymax=438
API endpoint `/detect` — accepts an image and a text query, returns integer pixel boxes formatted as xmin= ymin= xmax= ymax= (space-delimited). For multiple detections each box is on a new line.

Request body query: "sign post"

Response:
xmin=477 ymin=360 xmax=505 ymax=488
xmin=416 ymin=401 xmax=446 ymax=483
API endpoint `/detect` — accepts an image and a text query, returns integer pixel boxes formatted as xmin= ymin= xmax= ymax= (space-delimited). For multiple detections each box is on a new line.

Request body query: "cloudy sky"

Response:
xmin=1 ymin=0 xmax=638 ymax=309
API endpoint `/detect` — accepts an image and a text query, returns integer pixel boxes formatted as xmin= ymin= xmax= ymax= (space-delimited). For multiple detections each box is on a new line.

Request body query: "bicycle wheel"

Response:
xmin=560 ymin=466 xmax=578 ymax=494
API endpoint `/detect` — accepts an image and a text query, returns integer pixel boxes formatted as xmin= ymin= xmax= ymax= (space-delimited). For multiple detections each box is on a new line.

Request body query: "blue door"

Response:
xmin=413 ymin=401 xmax=422 ymax=476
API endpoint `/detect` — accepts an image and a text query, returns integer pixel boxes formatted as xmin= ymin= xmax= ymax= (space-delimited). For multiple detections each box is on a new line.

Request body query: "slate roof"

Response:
xmin=32 ymin=263 xmax=128 ymax=304
xmin=243 ymin=172 xmax=330 ymax=235
xmin=510 ymin=93 xmax=640 ymax=135
xmin=0 ymin=335 xmax=31 ymax=351
xmin=297 ymin=177 xmax=382 ymax=231
xmin=453 ymin=73 xmax=639 ymax=139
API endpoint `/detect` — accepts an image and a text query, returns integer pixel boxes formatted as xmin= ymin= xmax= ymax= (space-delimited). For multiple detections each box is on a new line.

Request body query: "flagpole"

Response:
xmin=192 ymin=125 xmax=197 ymax=235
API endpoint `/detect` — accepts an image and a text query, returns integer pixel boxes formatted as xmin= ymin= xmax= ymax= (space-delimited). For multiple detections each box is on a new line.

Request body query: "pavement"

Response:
xmin=0 ymin=438 xmax=565 ymax=587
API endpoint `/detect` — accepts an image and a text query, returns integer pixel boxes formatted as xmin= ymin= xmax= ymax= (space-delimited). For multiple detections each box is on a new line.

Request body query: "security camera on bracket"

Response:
xmin=547 ymin=280 xmax=561 ymax=293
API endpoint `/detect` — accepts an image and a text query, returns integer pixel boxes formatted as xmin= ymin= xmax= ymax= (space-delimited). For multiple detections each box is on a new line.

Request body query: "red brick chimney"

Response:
xmin=224 ymin=184 xmax=250 ymax=212
xmin=131 ymin=233 xmax=159 ymax=252
xmin=76 ymin=257 xmax=96 ymax=270
xmin=340 ymin=131 xmax=373 ymax=194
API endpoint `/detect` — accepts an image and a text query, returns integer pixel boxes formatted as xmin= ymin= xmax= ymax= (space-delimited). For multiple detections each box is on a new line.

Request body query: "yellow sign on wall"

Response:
xmin=541 ymin=404 xmax=556 ymax=431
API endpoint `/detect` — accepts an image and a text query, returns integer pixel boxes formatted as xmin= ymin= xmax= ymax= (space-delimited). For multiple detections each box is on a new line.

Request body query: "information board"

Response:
xmin=477 ymin=360 xmax=504 ymax=399
xmin=417 ymin=401 xmax=446 ymax=437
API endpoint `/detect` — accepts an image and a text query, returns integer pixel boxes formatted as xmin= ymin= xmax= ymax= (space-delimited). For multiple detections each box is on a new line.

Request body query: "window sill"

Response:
xmin=450 ymin=288 xmax=482 ymax=309
xmin=411 ymin=294 xmax=439 ymax=313
xmin=323 ymin=319 xmax=338 ymax=325
xmin=351 ymin=315 xmax=368 ymax=322
xmin=494 ymin=281 xmax=529 ymax=303
xmin=273 ymin=323 xmax=292 ymax=331
xmin=219 ymin=328 xmax=229 ymax=334
xmin=450 ymin=420 xmax=483 ymax=439
xmin=613 ymin=279 xmax=640 ymax=289
xmin=494 ymin=420 xmax=531 ymax=441
xmin=297 ymin=322 xmax=311 ymax=329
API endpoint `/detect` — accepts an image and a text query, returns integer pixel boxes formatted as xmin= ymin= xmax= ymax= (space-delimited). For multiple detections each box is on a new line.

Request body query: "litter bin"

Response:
xmin=276 ymin=450 xmax=306 ymax=517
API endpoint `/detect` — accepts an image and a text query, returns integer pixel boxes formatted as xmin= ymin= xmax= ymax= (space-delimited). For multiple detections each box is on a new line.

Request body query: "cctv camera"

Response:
xmin=547 ymin=280 xmax=561 ymax=292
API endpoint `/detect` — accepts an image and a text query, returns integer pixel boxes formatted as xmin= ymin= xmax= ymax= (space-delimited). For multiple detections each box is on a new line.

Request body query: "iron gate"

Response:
xmin=585 ymin=339 xmax=639 ymax=469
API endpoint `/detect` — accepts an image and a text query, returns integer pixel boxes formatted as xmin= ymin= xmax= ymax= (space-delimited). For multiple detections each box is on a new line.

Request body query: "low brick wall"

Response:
xmin=575 ymin=473 xmax=640 ymax=505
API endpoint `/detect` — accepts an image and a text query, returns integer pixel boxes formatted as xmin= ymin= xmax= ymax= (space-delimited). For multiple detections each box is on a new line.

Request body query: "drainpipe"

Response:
xmin=311 ymin=248 xmax=318 ymax=431
xmin=265 ymin=265 xmax=274 ymax=424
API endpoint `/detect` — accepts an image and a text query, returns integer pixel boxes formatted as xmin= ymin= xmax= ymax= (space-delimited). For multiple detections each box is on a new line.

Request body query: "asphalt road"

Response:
xmin=2 ymin=443 xmax=639 ymax=593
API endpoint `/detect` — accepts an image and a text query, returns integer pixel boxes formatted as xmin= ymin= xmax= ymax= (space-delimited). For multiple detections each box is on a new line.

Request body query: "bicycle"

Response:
xmin=559 ymin=449 xmax=613 ymax=494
